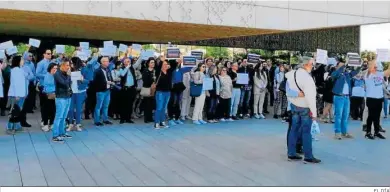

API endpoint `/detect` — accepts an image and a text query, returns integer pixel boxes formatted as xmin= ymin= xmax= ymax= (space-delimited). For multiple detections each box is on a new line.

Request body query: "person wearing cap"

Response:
xmin=331 ymin=60 xmax=360 ymax=140
xmin=285 ymin=56 xmax=321 ymax=164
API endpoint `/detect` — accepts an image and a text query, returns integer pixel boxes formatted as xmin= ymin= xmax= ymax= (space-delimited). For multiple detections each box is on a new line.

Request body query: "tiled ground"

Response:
xmin=0 ymin=112 xmax=389 ymax=186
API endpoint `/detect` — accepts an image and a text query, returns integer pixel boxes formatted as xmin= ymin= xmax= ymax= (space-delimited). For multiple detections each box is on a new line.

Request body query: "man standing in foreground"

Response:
xmin=285 ymin=56 xmax=321 ymax=164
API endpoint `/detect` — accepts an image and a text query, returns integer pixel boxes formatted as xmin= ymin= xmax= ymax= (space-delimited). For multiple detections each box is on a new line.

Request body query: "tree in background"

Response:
xmin=361 ymin=50 xmax=390 ymax=69
xmin=205 ymin=46 xmax=229 ymax=59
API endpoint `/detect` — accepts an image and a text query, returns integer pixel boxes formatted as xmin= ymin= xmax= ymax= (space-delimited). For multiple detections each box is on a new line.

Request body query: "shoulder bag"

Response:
xmin=190 ymin=72 xmax=203 ymax=97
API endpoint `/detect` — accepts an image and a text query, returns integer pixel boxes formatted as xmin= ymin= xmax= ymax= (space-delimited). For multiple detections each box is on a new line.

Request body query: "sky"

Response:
xmin=360 ymin=22 xmax=390 ymax=52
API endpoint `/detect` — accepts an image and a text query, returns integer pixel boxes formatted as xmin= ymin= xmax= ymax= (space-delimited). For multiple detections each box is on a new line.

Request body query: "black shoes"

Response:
xmin=288 ymin=155 xmax=302 ymax=161
xmin=103 ymin=121 xmax=113 ymax=125
xmin=379 ymin=126 xmax=386 ymax=133
xmin=365 ymin=133 xmax=386 ymax=139
xmin=120 ymin=120 xmax=134 ymax=124
xmin=374 ymin=133 xmax=386 ymax=139
xmin=362 ymin=125 xmax=367 ymax=132
xmin=304 ymin=158 xmax=321 ymax=164
xmin=273 ymin=115 xmax=279 ymax=119
xmin=365 ymin=133 xmax=375 ymax=140
xmin=21 ymin=122 xmax=31 ymax=128
xmin=94 ymin=122 xmax=104 ymax=126
xmin=126 ymin=120 xmax=135 ymax=124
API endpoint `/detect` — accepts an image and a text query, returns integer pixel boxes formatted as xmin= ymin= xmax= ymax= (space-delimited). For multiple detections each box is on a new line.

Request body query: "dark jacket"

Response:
xmin=142 ymin=68 xmax=157 ymax=88
xmin=93 ymin=67 xmax=113 ymax=92
xmin=120 ymin=66 xmax=137 ymax=88
xmin=54 ymin=70 xmax=72 ymax=98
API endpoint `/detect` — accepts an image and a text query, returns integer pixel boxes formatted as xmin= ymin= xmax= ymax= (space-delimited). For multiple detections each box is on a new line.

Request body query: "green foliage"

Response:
xmin=16 ymin=43 xmax=28 ymax=54
xmin=64 ymin=45 xmax=75 ymax=57
xmin=205 ymin=46 xmax=229 ymax=58
xmin=142 ymin=44 xmax=157 ymax=51
xmin=360 ymin=50 xmax=376 ymax=61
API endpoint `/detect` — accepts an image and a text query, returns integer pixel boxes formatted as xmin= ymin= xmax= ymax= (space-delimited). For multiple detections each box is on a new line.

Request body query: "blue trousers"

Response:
xmin=154 ymin=91 xmax=170 ymax=124
xmin=287 ymin=104 xmax=313 ymax=159
xmin=94 ymin=90 xmax=110 ymax=123
xmin=7 ymin=97 xmax=25 ymax=130
xmin=52 ymin=98 xmax=71 ymax=138
xmin=68 ymin=92 xmax=86 ymax=124
xmin=333 ymin=95 xmax=350 ymax=134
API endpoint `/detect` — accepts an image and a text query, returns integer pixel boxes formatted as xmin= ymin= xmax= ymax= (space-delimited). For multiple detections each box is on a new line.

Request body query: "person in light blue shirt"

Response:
xmin=36 ymin=49 xmax=53 ymax=124
xmin=22 ymin=51 xmax=36 ymax=113
xmin=350 ymin=74 xmax=365 ymax=120
xmin=84 ymin=55 xmax=99 ymax=119
xmin=41 ymin=63 xmax=58 ymax=132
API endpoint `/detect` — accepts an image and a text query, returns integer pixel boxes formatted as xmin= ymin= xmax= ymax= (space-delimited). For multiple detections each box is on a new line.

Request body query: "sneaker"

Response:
xmin=75 ymin=124 xmax=82 ymax=132
xmin=66 ymin=124 xmax=74 ymax=132
xmin=193 ymin=120 xmax=201 ymax=125
xmin=220 ymin=118 xmax=226 ymax=122
xmin=40 ymin=121 xmax=44 ymax=127
xmin=94 ymin=122 xmax=104 ymax=126
xmin=362 ymin=124 xmax=367 ymax=132
xmin=228 ymin=118 xmax=234 ymax=122
xmin=259 ymin=114 xmax=265 ymax=119
xmin=168 ymin=120 xmax=177 ymax=126
xmin=41 ymin=125 xmax=50 ymax=132
xmin=334 ymin=133 xmax=342 ymax=140
xmin=303 ymin=157 xmax=321 ymax=164
xmin=175 ymin=120 xmax=184 ymax=125
xmin=61 ymin=134 xmax=72 ymax=139
xmin=232 ymin=116 xmax=239 ymax=120
xmin=160 ymin=122 xmax=169 ymax=128
xmin=154 ymin=123 xmax=160 ymax=129
xmin=6 ymin=129 xmax=15 ymax=135
xmin=288 ymin=155 xmax=303 ymax=161
xmin=213 ymin=119 xmax=219 ymax=123
xmin=254 ymin=114 xmax=260 ymax=119
xmin=374 ymin=133 xmax=386 ymax=139
xmin=180 ymin=116 xmax=186 ymax=121
xmin=379 ymin=126 xmax=386 ymax=133
xmin=52 ymin=137 xmax=64 ymax=142
xmin=342 ymin=133 xmax=353 ymax=139
xmin=208 ymin=120 xmax=215 ymax=123
xmin=185 ymin=116 xmax=192 ymax=120
xmin=245 ymin=114 xmax=250 ymax=118
xmin=273 ymin=115 xmax=279 ymax=119
xmin=199 ymin=120 xmax=208 ymax=124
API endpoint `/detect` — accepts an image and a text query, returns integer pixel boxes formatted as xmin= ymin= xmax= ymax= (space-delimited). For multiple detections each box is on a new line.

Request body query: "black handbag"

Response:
xmin=172 ymin=82 xmax=186 ymax=93
xmin=279 ymin=78 xmax=287 ymax=92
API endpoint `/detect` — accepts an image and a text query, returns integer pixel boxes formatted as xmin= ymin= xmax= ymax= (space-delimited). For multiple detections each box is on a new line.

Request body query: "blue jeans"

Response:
xmin=94 ymin=90 xmax=111 ymax=123
xmin=239 ymin=89 xmax=252 ymax=115
xmin=383 ymin=98 xmax=389 ymax=116
xmin=52 ymin=97 xmax=71 ymax=138
xmin=230 ymin=88 xmax=241 ymax=116
xmin=333 ymin=95 xmax=350 ymax=134
xmin=287 ymin=104 xmax=313 ymax=159
xmin=155 ymin=91 xmax=170 ymax=124
xmin=68 ymin=92 xmax=86 ymax=124
xmin=7 ymin=97 xmax=25 ymax=130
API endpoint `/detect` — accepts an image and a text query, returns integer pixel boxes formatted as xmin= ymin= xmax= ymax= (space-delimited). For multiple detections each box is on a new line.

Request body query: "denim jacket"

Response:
xmin=77 ymin=68 xmax=90 ymax=91
xmin=331 ymin=66 xmax=360 ymax=96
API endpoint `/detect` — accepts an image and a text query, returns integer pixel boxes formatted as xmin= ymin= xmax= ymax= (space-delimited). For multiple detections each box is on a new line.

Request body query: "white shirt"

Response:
xmin=365 ymin=72 xmax=384 ymax=99
xmin=102 ymin=68 xmax=110 ymax=89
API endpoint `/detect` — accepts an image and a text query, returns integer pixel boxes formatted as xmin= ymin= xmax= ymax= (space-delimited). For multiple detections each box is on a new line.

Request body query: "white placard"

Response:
xmin=141 ymin=50 xmax=155 ymax=60
xmin=101 ymin=45 xmax=117 ymax=56
xmin=6 ymin=46 xmax=18 ymax=55
xmin=237 ymin=73 xmax=249 ymax=85
xmin=118 ymin=44 xmax=128 ymax=53
xmin=0 ymin=40 xmax=14 ymax=50
xmin=376 ymin=49 xmax=390 ymax=62
xmin=0 ymin=50 xmax=5 ymax=59
xmin=71 ymin=71 xmax=82 ymax=81
xmin=55 ymin=45 xmax=65 ymax=54
xmin=247 ymin=53 xmax=260 ymax=64
xmin=346 ymin=52 xmax=362 ymax=67
xmin=29 ymin=38 xmax=41 ymax=48
xmin=202 ymin=77 xmax=213 ymax=91
xmin=166 ymin=47 xmax=180 ymax=60
xmin=132 ymin=44 xmax=142 ymax=51
xmin=79 ymin=42 xmax=89 ymax=50
xmin=76 ymin=51 xmax=88 ymax=61
xmin=316 ymin=49 xmax=328 ymax=65
xmin=104 ymin=41 xmax=114 ymax=48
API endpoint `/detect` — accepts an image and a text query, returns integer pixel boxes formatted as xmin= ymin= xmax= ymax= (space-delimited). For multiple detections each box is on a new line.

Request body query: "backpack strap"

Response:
xmin=294 ymin=70 xmax=304 ymax=94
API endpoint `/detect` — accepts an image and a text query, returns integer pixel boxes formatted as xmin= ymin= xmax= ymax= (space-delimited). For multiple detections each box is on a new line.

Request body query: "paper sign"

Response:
xmin=202 ymin=77 xmax=213 ymax=91
xmin=119 ymin=44 xmax=128 ymax=53
xmin=99 ymin=48 xmax=103 ymax=53
xmin=80 ymin=42 xmax=89 ymax=50
xmin=166 ymin=47 xmax=180 ymax=60
xmin=191 ymin=51 xmax=203 ymax=61
xmin=247 ymin=54 xmax=260 ymax=64
xmin=376 ymin=49 xmax=390 ymax=62
xmin=55 ymin=45 xmax=65 ymax=54
xmin=76 ymin=51 xmax=88 ymax=61
xmin=327 ymin=58 xmax=337 ymax=66
xmin=141 ymin=50 xmax=154 ymax=60
xmin=183 ymin=56 xmax=197 ymax=67
xmin=104 ymin=41 xmax=113 ymax=48
xmin=101 ymin=45 xmax=117 ymax=56
xmin=71 ymin=71 xmax=82 ymax=81
xmin=237 ymin=73 xmax=249 ymax=85
xmin=0 ymin=50 xmax=5 ymax=59
xmin=0 ymin=40 xmax=14 ymax=50
xmin=316 ymin=49 xmax=328 ymax=64
xmin=6 ymin=46 xmax=18 ymax=55
xmin=346 ymin=52 xmax=362 ymax=67
xmin=29 ymin=38 xmax=41 ymax=48
xmin=132 ymin=44 xmax=142 ymax=51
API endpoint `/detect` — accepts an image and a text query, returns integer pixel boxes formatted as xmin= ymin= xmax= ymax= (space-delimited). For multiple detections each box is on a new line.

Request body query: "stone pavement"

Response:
xmin=0 ymin=112 xmax=389 ymax=186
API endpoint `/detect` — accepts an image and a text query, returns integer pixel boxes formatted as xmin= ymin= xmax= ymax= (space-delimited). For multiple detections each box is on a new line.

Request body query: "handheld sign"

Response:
xmin=0 ymin=50 xmax=5 ymax=59
xmin=103 ymin=41 xmax=114 ymax=48
xmin=202 ymin=77 xmax=213 ymax=91
xmin=55 ymin=45 xmax=65 ymax=54
xmin=76 ymin=51 xmax=88 ymax=61
xmin=118 ymin=44 xmax=128 ymax=53
xmin=141 ymin=50 xmax=154 ymax=60
xmin=247 ymin=54 xmax=260 ymax=64
xmin=327 ymin=58 xmax=337 ymax=66
xmin=166 ymin=47 xmax=180 ymax=60
xmin=182 ymin=56 xmax=197 ymax=68
xmin=0 ymin=40 xmax=14 ymax=50
xmin=29 ymin=38 xmax=41 ymax=48
xmin=191 ymin=50 xmax=203 ymax=61
xmin=79 ymin=42 xmax=89 ymax=50
xmin=237 ymin=73 xmax=249 ymax=85
xmin=376 ymin=49 xmax=390 ymax=62
xmin=6 ymin=46 xmax=18 ymax=55
xmin=346 ymin=52 xmax=361 ymax=67
xmin=131 ymin=44 xmax=142 ymax=51
xmin=316 ymin=49 xmax=328 ymax=65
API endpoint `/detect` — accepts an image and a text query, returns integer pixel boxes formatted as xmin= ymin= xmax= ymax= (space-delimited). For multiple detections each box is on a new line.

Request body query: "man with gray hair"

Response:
xmin=285 ymin=56 xmax=321 ymax=164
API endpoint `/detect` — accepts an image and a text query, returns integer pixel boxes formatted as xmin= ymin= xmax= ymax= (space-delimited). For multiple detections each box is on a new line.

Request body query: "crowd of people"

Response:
xmin=0 ymin=43 xmax=388 ymax=164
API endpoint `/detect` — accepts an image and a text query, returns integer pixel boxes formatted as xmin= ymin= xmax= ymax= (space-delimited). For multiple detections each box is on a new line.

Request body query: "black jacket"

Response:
xmin=120 ymin=66 xmax=137 ymax=88
xmin=142 ymin=68 xmax=157 ymax=88
xmin=93 ymin=67 xmax=113 ymax=92
xmin=54 ymin=70 xmax=72 ymax=98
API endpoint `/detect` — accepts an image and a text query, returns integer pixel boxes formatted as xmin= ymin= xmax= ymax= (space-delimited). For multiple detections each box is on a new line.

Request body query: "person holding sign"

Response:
xmin=205 ymin=65 xmax=220 ymax=123
xmin=191 ymin=63 xmax=207 ymax=125
xmin=154 ymin=60 xmax=173 ymax=129
xmin=237 ymin=59 xmax=253 ymax=118
xmin=228 ymin=62 xmax=241 ymax=120
xmin=331 ymin=60 xmax=360 ymax=140
xmin=22 ymin=46 xmax=37 ymax=114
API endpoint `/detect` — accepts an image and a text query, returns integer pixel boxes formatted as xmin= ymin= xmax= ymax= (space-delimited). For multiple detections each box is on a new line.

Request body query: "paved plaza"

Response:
xmin=0 ymin=114 xmax=389 ymax=186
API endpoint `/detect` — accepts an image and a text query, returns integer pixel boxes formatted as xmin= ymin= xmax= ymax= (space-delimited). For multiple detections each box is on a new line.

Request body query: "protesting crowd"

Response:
xmin=0 ymin=40 xmax=389 ymax=165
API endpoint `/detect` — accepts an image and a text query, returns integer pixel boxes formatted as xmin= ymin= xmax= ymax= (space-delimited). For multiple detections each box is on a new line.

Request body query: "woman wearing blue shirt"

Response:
xmin=41 ymin=63 xmax=58 ymax=132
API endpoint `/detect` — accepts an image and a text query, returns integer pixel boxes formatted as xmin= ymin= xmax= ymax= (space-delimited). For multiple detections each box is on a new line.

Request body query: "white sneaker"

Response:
xmin=254 ymin=114 xmax=260 ymax=119
xmin=208 ymin=120 xmax=215 ymax=123
xmin=75 ymin=124 xmax=82 ymax=132
xmin=228 ymin=118 xmax=234 ymax=122
xmin=259 ymin=114 xmax=265 ymax=119
xmin=40 ymin=121 xmax=44 ymax=127
xmin=220 ymin=118 xmax=226 ymax=122
xmin=41 ymin=125 xmax=50 ymax=132
xmin=66 ymin=124 xmax=74 ymax=132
